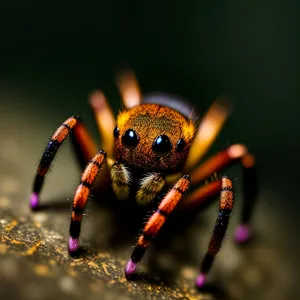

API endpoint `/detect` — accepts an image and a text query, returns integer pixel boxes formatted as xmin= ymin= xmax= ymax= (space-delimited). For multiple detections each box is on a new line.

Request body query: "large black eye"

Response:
xmin=176 ymin=138 xmax=185 ymax=152
xmin=152 ymin=135 xmax=172 ymax=156
xmin=122 ymin=129 xmax=139 ymax=150
xmin=113 ymin=126 xmax=120 ymax=138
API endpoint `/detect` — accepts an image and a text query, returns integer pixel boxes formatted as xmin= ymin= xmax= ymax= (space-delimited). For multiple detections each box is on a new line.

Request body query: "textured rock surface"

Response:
xmin=0 ymin=214 xmax=212 ymax=300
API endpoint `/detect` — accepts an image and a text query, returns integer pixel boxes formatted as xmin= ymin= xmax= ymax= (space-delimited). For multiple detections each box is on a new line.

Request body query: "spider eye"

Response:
xmin=176 ymin=138 xmax=185 ymax=152
xmin=122 ymin=129 xmax=139 ymax=150
xmin=152 ymin=135 xmax=172 ymax=156
xmin=113 ymin=126 xmax=120 ymax=138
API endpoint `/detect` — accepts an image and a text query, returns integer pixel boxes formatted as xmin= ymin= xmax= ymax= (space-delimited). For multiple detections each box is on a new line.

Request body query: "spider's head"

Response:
xmin=113 ymin=102 xmax=196 ymax=173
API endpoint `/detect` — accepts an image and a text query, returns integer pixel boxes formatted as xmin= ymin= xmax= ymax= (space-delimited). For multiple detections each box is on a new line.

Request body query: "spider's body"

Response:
xmin=111 ymin=102 xmax=196 ymax=204
xmin=30 ymin=70 xmax=258 ymax=289
xmin=114 ymin=103 xmax=195 ymax=173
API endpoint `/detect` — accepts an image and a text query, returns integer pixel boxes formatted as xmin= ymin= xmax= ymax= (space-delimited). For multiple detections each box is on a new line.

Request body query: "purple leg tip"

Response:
xmin=125 ymin=259 xmax=137 ymax=277
xmin=68 ymin=237 xmax=79 ymax=253
xmin=234 ymin=224 xmax=251 ymax=244
xmin=196 ymin=274 xmax=206 ymax=288
xmin=30 ymin=192 xmax=39 ymax=209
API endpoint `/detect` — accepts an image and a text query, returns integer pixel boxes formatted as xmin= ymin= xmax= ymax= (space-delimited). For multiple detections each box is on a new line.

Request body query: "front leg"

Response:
xmin=136 ymin=173 xmax=165 ymax=205
xmin=125 ymin=175 xmax=190 ymax=278
xmin=110 ymin=162 xmax=132 ymax=200
xmin=69 ymin=150 xmax=106 ymax=254
xmin=31 ymin=116 xmax=81 ymax=209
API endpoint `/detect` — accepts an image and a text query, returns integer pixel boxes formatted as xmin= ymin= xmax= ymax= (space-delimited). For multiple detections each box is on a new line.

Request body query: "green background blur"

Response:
xmin=0 ymin=1 xmax=299 ymax=298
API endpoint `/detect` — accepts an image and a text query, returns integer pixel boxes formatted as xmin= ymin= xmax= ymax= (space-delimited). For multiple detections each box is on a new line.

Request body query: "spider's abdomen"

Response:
xmin=142 ymin=92 xmax=199 ymax=123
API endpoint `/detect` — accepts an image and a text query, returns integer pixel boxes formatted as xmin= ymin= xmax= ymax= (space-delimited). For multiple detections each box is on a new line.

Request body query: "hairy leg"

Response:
xmin=179 ymin=179 xmax=222 ymax=211
xmin=71 ymin=120 xmax=98 ymax=169
xmin=69 ymin=151 xmax=106 ymax=254
xmin=136 ymin=172 xmax=165 ymax=205
xmin=189 ymin=144 xmax=258 ymax=243
xmin=110 ymin=162 xmax=132 ymax=200
xmin=125 ymin=175 xmax=190 ymax=278
xmin=31 ymin=116 xmax=80 ymax=209
xmin=196 ymin=176 xmax=234 ymax=288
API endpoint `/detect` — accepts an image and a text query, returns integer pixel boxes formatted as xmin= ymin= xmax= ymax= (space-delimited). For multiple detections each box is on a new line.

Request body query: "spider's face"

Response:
xmin=113 ymin=103 xmax=195 ymax=173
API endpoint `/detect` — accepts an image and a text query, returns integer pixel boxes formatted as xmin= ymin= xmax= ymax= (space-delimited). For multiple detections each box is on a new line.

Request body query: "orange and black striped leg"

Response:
xmin=125 ymin=175 xmax=190 ymax=278
xmin=30 ymin=116 xmax=79 ymax=210
xmin=70 ymin=119 xmax=98 ymax=169
xmin=179 ymin=179 xmax=222 ymax=211
xmin=234 ymin=156 xmax=258 ymax=244
xmin=69 ymin=150 xmax=106 ymax=255
xmin=196 ymin=176 xmax=234 ymax=289
xmin=190 ymin=144 xmax=257 ymax=244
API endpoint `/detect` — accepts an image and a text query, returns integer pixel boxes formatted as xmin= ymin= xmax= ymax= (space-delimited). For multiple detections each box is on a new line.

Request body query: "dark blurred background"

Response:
xmin=0 ymin=1 xmax=299 ymax=300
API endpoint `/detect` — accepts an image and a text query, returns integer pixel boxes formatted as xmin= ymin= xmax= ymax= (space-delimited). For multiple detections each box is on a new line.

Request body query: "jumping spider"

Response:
xmin=30 ymin=70 xmax=257 ymax=288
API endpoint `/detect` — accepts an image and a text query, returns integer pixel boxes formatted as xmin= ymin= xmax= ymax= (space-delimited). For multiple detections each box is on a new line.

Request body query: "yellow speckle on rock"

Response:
xmin=34 ymin=222 xmax=41 ymax=228
xmin=25 ymin=241 xmax=42 ymax=256
xmin=101 ymin=262 xmax=110 ymax=275
xmin=11 ymin=239 xmax=24 ymax=245
xmin=97 ymin=252 xmax=110 ymax=258
xmin=119 ymin=277 xmax=126 ymax=283
xmin=49 ymin=259 xmax=56 ymax=266
xmin=33 ymin=264 xmax=51 ymax=276
xmin=4 ymin=219 xmax=18 ymax=231
xmin=88 ymin=261 xmax=99 ymax=269
xmin=55 ymin=247 xmax=65 ymax=255
xmin=70 ymin=259 xmax=83 ymax=267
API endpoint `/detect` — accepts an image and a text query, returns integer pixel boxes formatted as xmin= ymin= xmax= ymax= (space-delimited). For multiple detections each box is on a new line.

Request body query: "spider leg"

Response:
xmin=189 ymin=144 xmax=257 ymax=243
xmin=30 ymin=116 xmax=80 ymax=209
xmin=110 ymin=162 xmax=132 ymax=200
xmin=136 ymin=172 xmax=165 ymax=205
xmin=116 ymin=68 xmax=142 ymax=109
xmin=184 ymin=98 xmax=233 ymax=170
xmin=125 ymin=175 xmax=190 ymax=278
xmin=179 ymin=179 xmax=222 ymax=211
xmin=71 ymin=119 xmax=98 ymax=169
xmin=195 ymin=176 xmax=234 ymax=289
xmin=89 ymin=91 xmax=116 ymax=158
xmin=69 ymin=150 xmax=106 ymax=254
